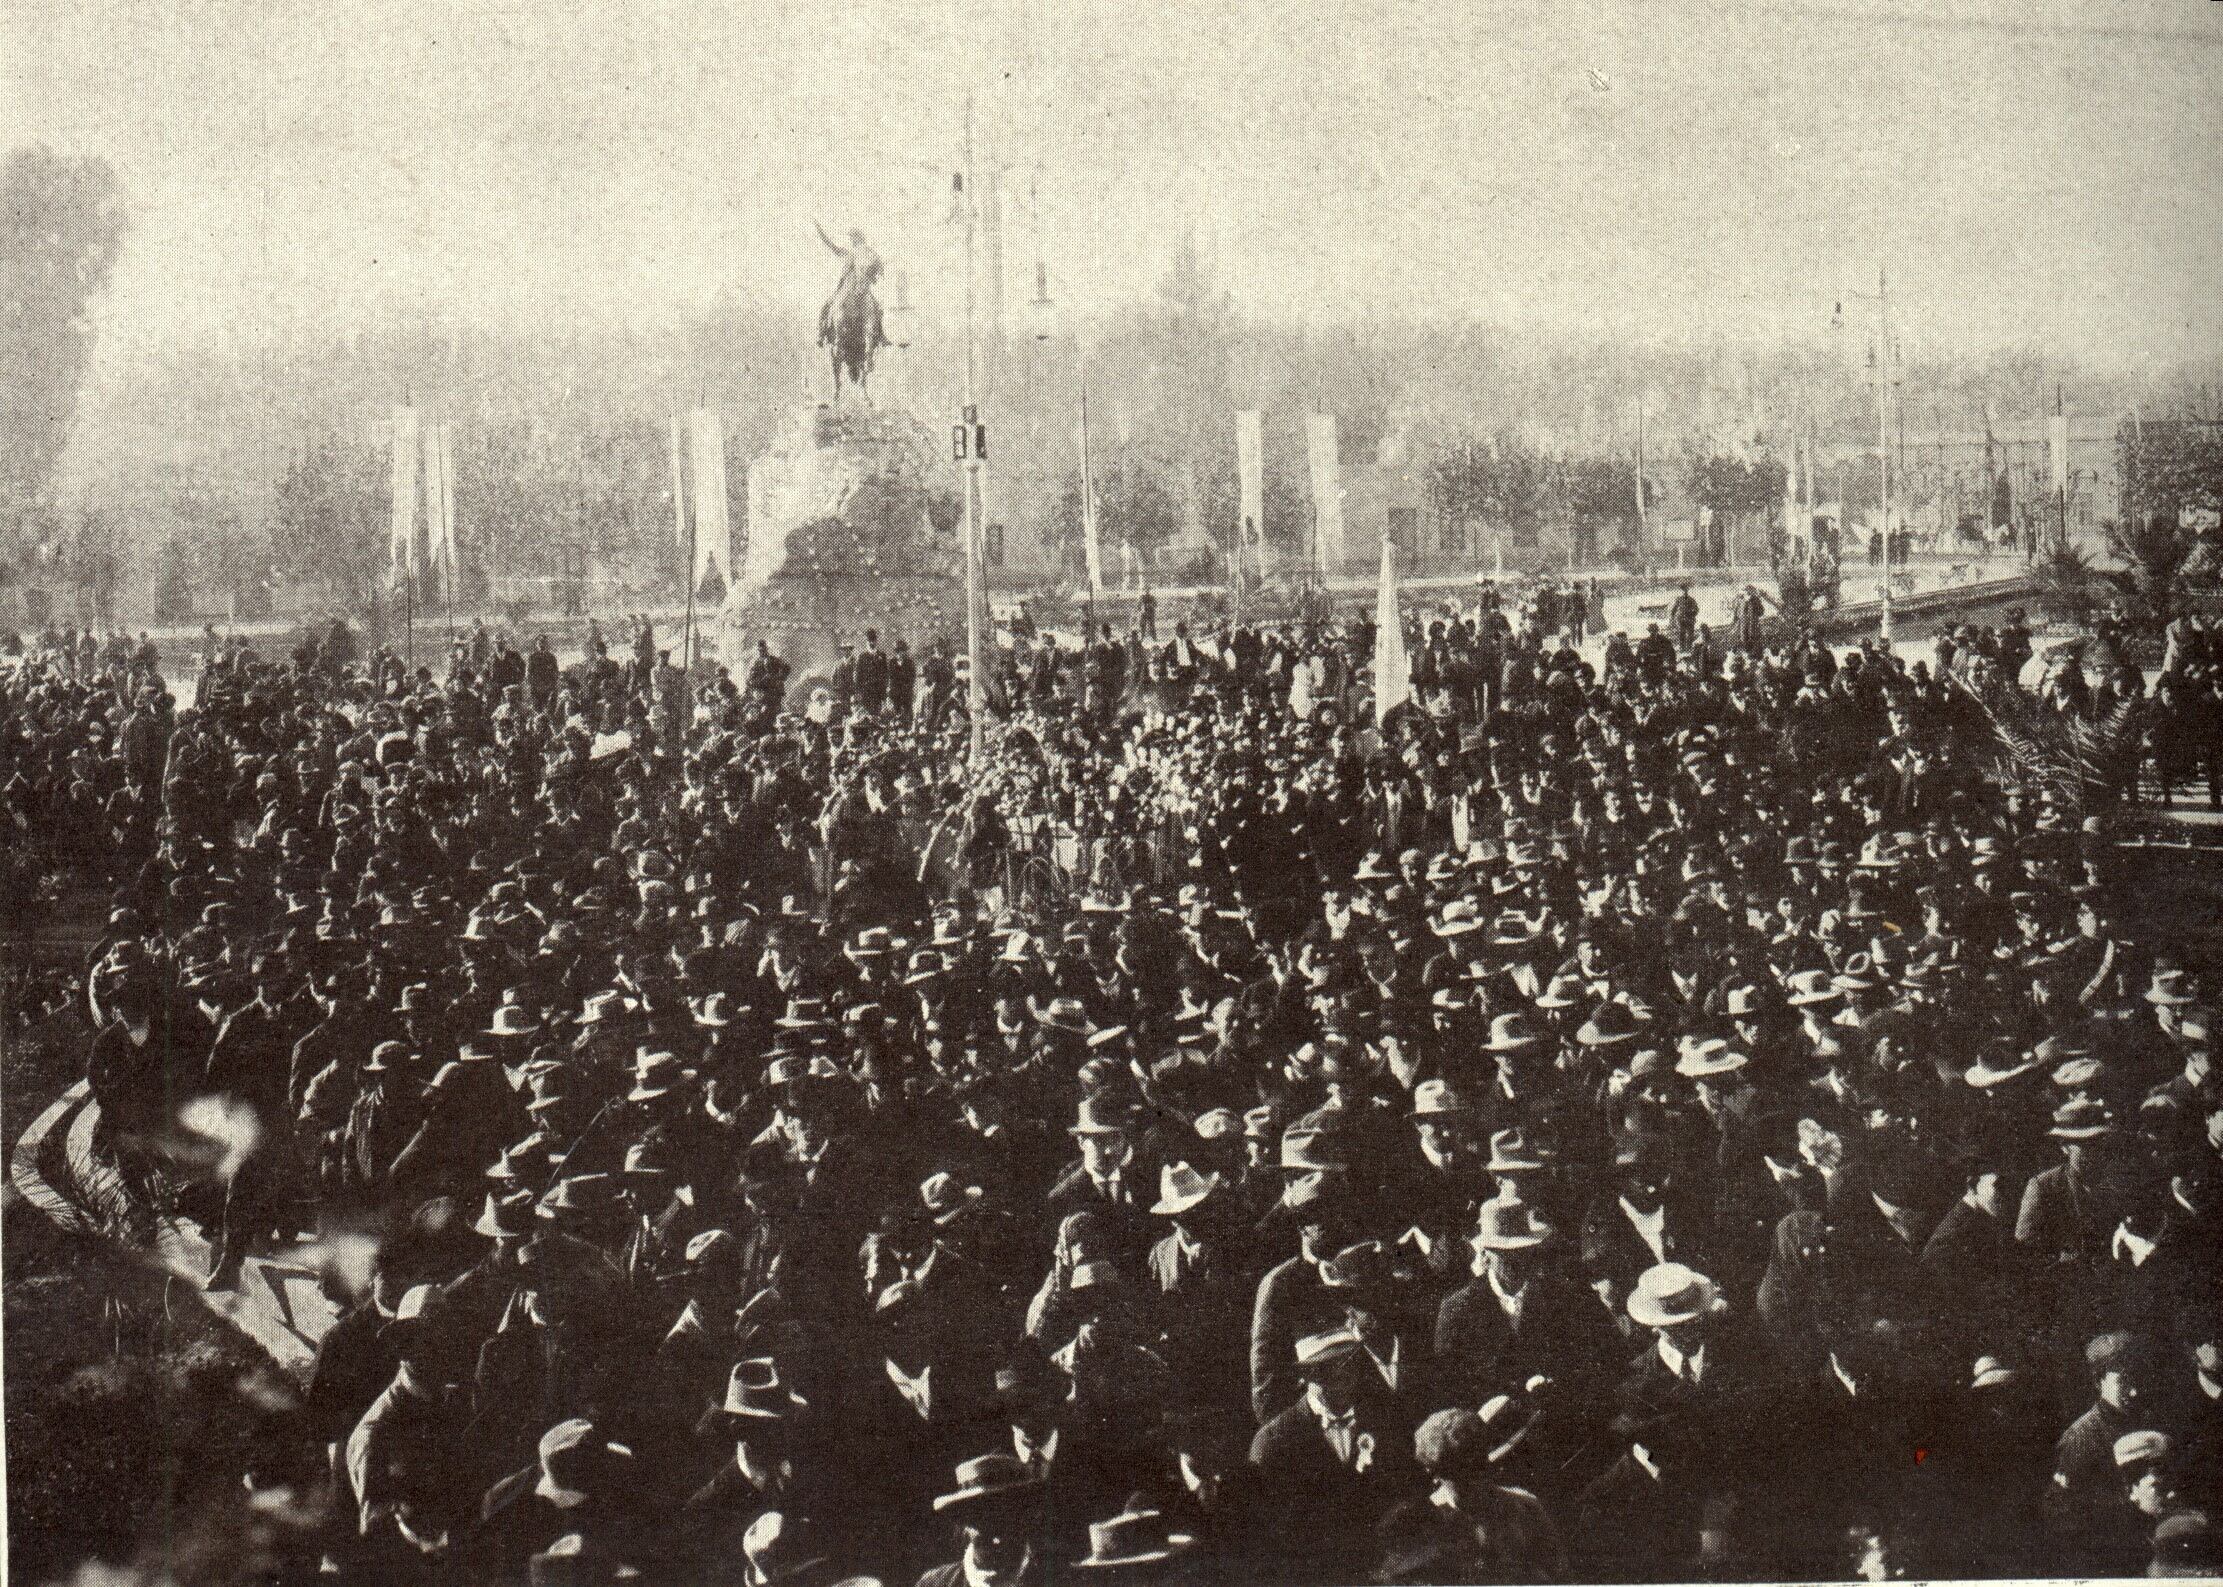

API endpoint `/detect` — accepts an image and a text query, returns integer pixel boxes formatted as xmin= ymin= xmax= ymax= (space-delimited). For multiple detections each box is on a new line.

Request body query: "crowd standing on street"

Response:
xmin=6 ymin=582 xmax=2221 ymax=1585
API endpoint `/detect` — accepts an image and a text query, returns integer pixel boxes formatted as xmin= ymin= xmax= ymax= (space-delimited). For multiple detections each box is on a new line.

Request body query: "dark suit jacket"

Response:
xmin=1042 ymin=1157 xmax=1157 ymax=1264
xmin=1249 ymin=1255 xmax=1341 ymax=1425
xmin=1248 ymin=1400 xmax=1412 ymax=1583
xmin=1434 ymin=1263 xmax=1619 ymax=1406
xmin=1573 ymin=1450 xmax=1733 ymax=1584
xmin=1919 ymin=1197 xmax=2025 ymax=1349
xmin=1146 ymin=1230 xmax=1254 ymax=1413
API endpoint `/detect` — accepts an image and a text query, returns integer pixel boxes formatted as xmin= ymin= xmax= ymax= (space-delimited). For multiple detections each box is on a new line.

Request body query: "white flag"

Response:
xmin=1236 ymin=408 xmax=1264 ymax=545
xmin=1374 ymin=536 xmax=1410 ymax=727
xmin=2050 ymin=410 xmax=2070 ymax=497
xmin=423 ymin=422 xmax=458 ymax=580
xmin=389 ymin=406 xmax=420 ymax=585
xmin=1306 ymin=413 xmax=1345 ymax=573
xmin=1079 ymin=386 xmax=1103 ymax=598
xmin=1783 ymin=440 xmax=1800 ymax=547
xmin=687 ymin=409 xmax=732 ymax=589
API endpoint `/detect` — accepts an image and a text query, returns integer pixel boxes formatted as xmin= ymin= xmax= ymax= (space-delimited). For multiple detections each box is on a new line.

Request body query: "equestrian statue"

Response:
xmin=815 ymin=222 xmax=889 ymax=404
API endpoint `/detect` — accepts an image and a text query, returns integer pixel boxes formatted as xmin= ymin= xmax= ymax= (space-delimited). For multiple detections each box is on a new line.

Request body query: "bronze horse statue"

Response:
xmin=816 ymin=223 xmax=889 ymax=403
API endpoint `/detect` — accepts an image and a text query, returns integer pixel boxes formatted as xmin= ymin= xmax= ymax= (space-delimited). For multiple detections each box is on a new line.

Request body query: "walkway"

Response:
xmin=8 ymin=1079 xmax=338 ymax=1380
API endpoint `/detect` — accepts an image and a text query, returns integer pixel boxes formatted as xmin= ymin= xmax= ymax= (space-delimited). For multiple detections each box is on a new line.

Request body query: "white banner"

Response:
xmin=1373 ymin=537 xmax=1410 ymax=727
xmin=2050 ymin=412 xmax=2070 ymax=497
xmin=389 ymin=405 xmax=420 ymax=584
xmin=688 ymin=409 xmax=732 ymax=589
xmin=422 ymin=421 xmax=457 ymax=582
xmin=1783 ymin=439 xmax=1800 ymax=546
xmin=1236 ymin=410 xmax=1264 ymax=551
xmin=1079 ymin=387 xmax=1103 ymax=598
xmin=1305 ymin=413 xmax=1345 ymax=573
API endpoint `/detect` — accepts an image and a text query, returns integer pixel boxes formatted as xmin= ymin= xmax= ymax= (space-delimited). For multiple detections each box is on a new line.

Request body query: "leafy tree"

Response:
xmin=0 ymin=146 xmax=127 ymax=557
xmin=2119 ymin=417 xmax=2223 ymax=531
xmin=2106 ymin=513 xmax=2197 ymax=634
xmin=1686 ymin=451 xmax=1788 ymax=562
xmin=271 ymin=432 xmax=386 ymax=609
xmin=1054 ymin=459 xmax=1182 ymax=572
xmin=2038 ymin=541 xmax=2100 ymax=631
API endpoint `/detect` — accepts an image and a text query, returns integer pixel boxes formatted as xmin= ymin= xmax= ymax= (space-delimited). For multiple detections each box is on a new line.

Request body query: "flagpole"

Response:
xmin=440 ymin=424 xmax=456 ymax=648
xmin=1079 ymin=354 xmax=1098 ymax=642
xmin=683 ymin=460 xmax=699 ymax=674
xmin=962 ymin=93 xmax=987 ymax=763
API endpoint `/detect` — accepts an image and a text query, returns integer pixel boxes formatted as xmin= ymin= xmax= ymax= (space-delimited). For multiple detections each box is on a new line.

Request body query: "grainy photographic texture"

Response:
xmin=5 ymin=2 xmax=2223 ymax=1583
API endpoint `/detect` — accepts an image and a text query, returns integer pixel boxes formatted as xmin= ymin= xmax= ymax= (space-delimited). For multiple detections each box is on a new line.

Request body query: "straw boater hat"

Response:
xmin=1626 ymin=1262 xmax=1719 ymax=1329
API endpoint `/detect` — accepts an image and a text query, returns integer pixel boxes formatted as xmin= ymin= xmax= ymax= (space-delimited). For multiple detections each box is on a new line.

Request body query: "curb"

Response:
xmin=7 ymin=1082 xmax=334 ymax=1381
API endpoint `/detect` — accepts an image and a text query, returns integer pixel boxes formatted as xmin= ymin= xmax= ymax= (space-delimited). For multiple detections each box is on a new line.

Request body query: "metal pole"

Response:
xmin=683 ymin=505 xmax=698 ymax=671
xmin=1079 ymin=349 xmax=1099 ymax=636
xmin=1877 ymin=269 xmax=1893 ymax=645
xmin=962 ymin=95 xmax=986 ymax=763
xmin=1634 ymin=400 xmax=1649 ymax=562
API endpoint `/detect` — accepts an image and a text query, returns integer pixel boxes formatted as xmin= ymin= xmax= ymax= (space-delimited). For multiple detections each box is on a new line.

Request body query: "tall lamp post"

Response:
xmin=955 ymin=96 xmax=989 ymax=763
xmin=1833 ymin=269 xmax=1902 ymax=645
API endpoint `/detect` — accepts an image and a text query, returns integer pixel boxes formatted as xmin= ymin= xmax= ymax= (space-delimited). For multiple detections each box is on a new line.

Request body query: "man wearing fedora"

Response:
xmin=1247 ymin=1328 xmax=1413 ymax=1584
xmin=1045 ymin=1093 xmax=1157 ymax=1265
xmin=1143 ymin=1160 xmax=1255 ymax=1419
xmin=914 ymin=1454 xmax=1048 ymax=1587
xmin=1248 ymin=1127 xmax=1364 ymax=1425
xmin=1435 ymin=1196 xmax=1617 ymax=1498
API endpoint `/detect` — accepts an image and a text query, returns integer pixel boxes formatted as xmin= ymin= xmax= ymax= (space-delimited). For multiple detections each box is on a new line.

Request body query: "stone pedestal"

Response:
xmin=719 ymin=403 xmax=965 ymax=691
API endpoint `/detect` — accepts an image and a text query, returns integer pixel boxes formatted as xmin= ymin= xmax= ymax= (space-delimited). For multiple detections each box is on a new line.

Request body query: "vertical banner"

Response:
xmin=669 ymin=415 xmax=690 ymax=552
xmin=1373 ymin=537 xmax=1410 ymax=727
xmin=421 ymin=422 xmax=453 ymax=581
xmin=2049 ymin=410 xmax=2070 ymax=497
xmin=1305 ymin=413 xmax=1345 ymax=574
xmin=389 ymin=405 xmax=420 ymax=585
xmin=438 ymin=423 xmax=460 ymax=582
xmin=1236 ymin=409 xmax=1265 ymax=576
xmin=688 ymin=409 xmax=732 ymax=588
xmin=1078 ymin=385 xmax=1103 ymax=598
xmin=1783 ymin=439 xmax=1800 ymax=548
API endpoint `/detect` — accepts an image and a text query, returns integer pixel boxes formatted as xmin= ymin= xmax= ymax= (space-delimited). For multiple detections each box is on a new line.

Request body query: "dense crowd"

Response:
xmin=6 ymin=585 xmax=2221 ymax=1586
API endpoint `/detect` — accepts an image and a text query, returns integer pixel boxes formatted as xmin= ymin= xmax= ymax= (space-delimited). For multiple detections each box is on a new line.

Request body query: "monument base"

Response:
xmin=719 ymin=403 xmax=966 ymax=693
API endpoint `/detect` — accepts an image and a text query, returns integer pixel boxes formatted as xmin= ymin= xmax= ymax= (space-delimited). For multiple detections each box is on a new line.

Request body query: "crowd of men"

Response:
xmin=7 ymin=580 xmax=2220 ymax=1586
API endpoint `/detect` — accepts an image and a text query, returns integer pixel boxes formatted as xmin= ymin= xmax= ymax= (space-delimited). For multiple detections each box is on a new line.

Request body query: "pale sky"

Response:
xmin=8 ymin=0 xmax=2223 ymax=375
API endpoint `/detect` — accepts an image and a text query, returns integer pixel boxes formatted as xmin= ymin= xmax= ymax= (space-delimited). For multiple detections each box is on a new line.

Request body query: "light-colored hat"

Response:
xmin=1784 ymin=969 xmax=1842 ymax=1007
xmin=1073 ymin=1508 xmax=1197 ymax=1570
xmin=724 ymin=1357 xmax=807 ymax=1419
xmin=627 ymin=1050 xmax=685 ymax=1102
xmin=1676 ymin=1038 xmax=1749 ymax=1079
xmin=1483 ymin=1013 xmax=1544 ymax=1052
xmin=2112 ymin=1429 xmax=2172 ymax=1469
xmin=1150 ymin=1161 xmax=1223 ymax=1217
xmin=1626 ymin=1261 xmax=1719 ymax=1329
xmin=1409 ymin=1077 xmax=1474 ymax=1117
